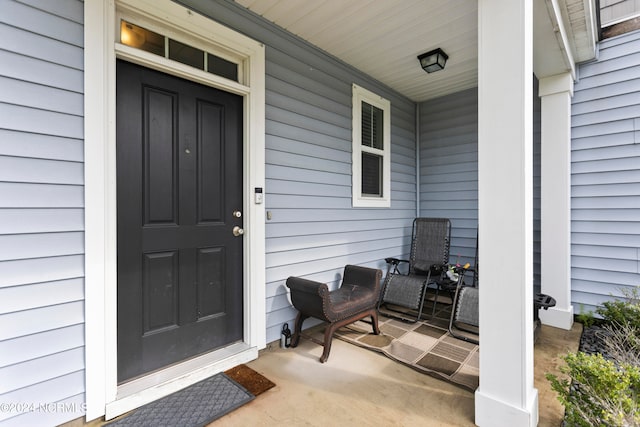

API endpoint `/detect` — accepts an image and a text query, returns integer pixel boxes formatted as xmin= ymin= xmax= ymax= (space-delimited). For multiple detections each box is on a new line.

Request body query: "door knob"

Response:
xmin=232 ymin=226 xmax=244 ymax=237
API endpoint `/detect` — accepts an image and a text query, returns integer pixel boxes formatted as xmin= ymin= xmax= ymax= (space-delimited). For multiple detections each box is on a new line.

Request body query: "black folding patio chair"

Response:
xmin=378 ymin=218 xmax=451 ymax=322
xmin=448 ymin=266 xmax=479 ymax=344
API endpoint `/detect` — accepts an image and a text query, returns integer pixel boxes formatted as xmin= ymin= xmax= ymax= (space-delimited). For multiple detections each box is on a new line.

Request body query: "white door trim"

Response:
xmin=84 ymin=0 xmax=265 ymax=421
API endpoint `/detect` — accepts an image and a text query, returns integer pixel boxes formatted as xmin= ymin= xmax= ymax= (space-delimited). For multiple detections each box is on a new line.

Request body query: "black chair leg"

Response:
xmin=431 ymin=285 xmax=440 ymax=316
xmin=370 ymin=309 xmax=380 ymax=335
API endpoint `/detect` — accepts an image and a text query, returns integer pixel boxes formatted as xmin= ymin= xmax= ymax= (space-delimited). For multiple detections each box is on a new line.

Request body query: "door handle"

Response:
xmin=232 ymin=226 xmax=244 ymax=237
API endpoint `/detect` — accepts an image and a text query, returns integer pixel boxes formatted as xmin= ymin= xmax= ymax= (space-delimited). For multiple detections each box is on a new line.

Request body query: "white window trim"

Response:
xmin=352 ymin=84 xmax=391 ymax=207
xmin=84 ymin=0 xmax=265 ymax=421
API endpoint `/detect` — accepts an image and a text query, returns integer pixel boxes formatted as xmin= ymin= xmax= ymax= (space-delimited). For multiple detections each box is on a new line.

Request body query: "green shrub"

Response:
xmin=576 ymin=306 xmax=596 ymax=328
xmin=546 ymin=352 xmax=640 ymax=426
xmin=549 ymin=286 xmax=640 ymax=426
xmin=597 ymin=286 xmax=640 ymax=329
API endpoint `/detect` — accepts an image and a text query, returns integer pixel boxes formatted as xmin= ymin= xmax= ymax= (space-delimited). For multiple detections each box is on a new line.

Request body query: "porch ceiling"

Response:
xmin=234 ymin=0 xmax=598 ymax=103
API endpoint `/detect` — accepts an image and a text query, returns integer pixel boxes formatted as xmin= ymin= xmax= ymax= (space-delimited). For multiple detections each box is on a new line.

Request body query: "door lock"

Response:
xmin=233 ymin=210 xmax=242 ymax=218
xmin=232 ymin=226 xmax=244 ymax=237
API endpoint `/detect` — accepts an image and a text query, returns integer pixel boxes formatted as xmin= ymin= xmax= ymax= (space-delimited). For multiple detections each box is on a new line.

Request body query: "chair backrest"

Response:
xmin=409 ymin=218 xmax=451 ymax=275
xmin=455 ymin=286 xmax=479 ymax=327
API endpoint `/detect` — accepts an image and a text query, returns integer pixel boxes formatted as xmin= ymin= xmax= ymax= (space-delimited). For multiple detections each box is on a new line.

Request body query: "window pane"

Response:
xmin=362 ymin=102 xmax=372 ymax=147
xmin=169 ymin=39 xmax=204 ymax=69
xmin=361 ymin=101 xmax=384 ymax=150
xmin=371 ymin=105 xmax=383 ymax=150
xmin=207 ymin=53 xmax=238 ymax=81
xmin=120 ymin=21 xmax=164 ymax=56
xmin=361 ymin=152 xmax=382 ymax=196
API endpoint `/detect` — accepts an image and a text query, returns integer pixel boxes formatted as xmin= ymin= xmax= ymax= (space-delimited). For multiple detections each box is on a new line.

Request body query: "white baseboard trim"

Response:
xmin=539 ymin=305 xmax=574 ymax=330
xmin=475 ymin=387 xmax=539 ymax=427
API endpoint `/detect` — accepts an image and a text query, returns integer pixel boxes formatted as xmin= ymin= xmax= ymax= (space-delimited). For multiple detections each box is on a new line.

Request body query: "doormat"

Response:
xmin=224 ymin=364 xmax=276 ymax=397
xmin=105 ymin=373 xmax=254 ymax=427
xmin=335 ymin=299 xmax=479 ymax=391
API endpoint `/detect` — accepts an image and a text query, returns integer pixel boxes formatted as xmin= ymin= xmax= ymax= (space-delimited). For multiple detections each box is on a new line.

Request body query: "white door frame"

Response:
xmin=84 ymin=0 xmax=265 ymax=420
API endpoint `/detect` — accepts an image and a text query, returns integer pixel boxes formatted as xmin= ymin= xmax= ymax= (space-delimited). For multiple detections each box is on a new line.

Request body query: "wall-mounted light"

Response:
xmin=417 ymin=48 xmax=448 ymax=73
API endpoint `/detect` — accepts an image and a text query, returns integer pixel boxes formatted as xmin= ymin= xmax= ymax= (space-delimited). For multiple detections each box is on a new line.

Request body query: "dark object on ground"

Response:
xmin=105 ymin=373 xmax=253 ymax=427
xmin=225 ymin=364 xmax=276 ymax=397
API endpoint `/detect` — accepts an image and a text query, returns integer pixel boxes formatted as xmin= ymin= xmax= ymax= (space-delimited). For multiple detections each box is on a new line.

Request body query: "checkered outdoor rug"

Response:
xmin=335 ymin=299 xmax=479 ymax=391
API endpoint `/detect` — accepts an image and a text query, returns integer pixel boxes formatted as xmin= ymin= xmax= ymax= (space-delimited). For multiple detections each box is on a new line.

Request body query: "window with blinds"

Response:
xmin=361 ymin=152 xmax=382 ymax=196
xmin=352 ymin=85 xmax=391 ymax=207
xmin=361 ymin=101 xmax=384 ymax=196
xmin=361 ymin=102 xmax=384 ymax=150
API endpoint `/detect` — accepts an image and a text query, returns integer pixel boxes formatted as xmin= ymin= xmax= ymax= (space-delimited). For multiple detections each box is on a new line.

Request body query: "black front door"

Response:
xmin=116 ymin=60 xmax=244 ymax=382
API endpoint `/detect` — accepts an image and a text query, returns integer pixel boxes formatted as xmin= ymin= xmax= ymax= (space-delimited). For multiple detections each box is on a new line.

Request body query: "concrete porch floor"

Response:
xmin=211 ymin=322 xmax=582 ymax=426
xmin=70 ymin=321 xmax=582 ymax=427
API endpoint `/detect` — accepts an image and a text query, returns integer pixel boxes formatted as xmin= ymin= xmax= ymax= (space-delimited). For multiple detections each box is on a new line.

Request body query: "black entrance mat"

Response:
xmin=106 ymin=373 xmax=254 ymax=427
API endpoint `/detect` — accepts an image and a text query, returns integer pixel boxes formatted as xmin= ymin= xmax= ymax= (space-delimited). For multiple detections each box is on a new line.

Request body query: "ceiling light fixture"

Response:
xmin=418 ymin=48 xmax=448 ymax=73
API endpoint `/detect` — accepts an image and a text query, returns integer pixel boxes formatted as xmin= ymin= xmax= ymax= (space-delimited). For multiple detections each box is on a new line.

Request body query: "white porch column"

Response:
xmin=539 ymin=73 xmax=574 ymax=330
xmin=476 ymin=1 xmax=537 ymax=426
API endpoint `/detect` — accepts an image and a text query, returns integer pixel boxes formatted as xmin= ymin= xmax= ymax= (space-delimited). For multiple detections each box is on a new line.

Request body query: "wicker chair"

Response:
xmin=286 ymin=265 xmax=383 ymax=363
xmin=379 ymin=218 xmax=451 ymax=322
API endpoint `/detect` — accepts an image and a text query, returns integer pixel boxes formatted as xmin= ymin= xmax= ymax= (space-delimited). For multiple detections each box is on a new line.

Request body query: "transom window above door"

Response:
xmin=120 ymin=20 xmax=239 ymax=82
